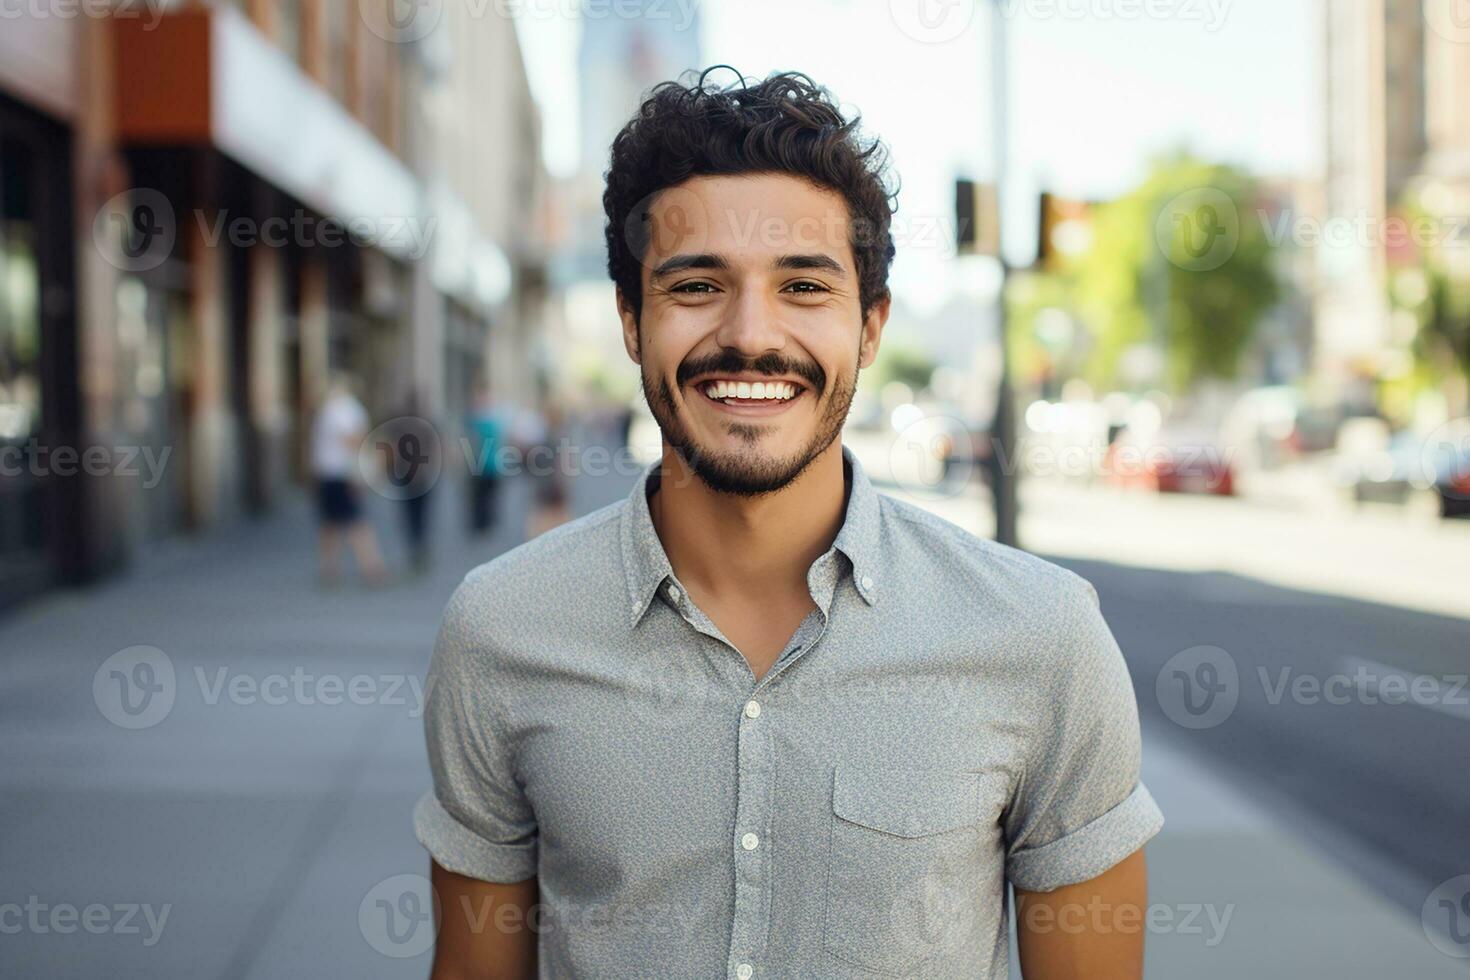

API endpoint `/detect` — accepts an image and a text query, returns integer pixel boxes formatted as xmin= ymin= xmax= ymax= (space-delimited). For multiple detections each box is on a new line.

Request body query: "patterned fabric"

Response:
xmin=414 ymin=443 xmax=1164 ymax=979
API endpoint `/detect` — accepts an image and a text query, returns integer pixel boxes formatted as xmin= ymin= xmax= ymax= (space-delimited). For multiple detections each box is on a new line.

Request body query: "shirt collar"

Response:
xmin=620 ymin=443 xmax=883 ymax=627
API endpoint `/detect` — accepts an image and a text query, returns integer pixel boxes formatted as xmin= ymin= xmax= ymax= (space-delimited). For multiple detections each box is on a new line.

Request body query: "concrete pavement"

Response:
xmin=0 ymin=461 xmax=635 ymax=979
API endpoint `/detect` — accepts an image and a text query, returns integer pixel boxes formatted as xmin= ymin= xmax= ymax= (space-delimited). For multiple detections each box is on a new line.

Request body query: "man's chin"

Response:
xmin=669 ymin=441 xmax=820 ymax=498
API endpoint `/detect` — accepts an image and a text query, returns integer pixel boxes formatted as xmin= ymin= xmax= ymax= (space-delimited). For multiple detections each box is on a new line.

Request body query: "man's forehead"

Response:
xmin=644 ymin=174 xmax=855 ymax=266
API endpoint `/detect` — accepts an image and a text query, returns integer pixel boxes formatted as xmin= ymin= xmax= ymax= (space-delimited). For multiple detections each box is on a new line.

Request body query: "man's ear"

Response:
xmin=858 ymin=294 xmax=891 ymax=369
xmin=617 ymin=289 xmax=641 ymax=365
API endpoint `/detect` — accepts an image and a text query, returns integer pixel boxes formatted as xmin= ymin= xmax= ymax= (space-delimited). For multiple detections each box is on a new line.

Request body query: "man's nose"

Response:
xmin=712 ymin=286 xmax=787 ymax=357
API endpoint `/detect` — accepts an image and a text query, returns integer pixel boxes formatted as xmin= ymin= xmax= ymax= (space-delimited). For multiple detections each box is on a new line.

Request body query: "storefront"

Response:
xmin=0 ymin=93 xmax=81 ymax=608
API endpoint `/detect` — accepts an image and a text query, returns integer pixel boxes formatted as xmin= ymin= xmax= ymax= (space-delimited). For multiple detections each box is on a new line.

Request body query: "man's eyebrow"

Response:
xmin=650 ymin=253 xmax=729 ymax=279
xmin=773 ymin=253 xmax=847 ymax=277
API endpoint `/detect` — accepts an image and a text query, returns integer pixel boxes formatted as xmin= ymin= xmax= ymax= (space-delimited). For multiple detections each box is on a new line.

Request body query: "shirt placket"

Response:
xmin=664 ymin=552 xmax=846 ymax=979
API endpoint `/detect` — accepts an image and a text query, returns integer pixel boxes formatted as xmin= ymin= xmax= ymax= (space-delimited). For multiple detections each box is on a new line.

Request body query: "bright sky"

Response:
xmin=515 ymin=0 xmax=1322 ymax=308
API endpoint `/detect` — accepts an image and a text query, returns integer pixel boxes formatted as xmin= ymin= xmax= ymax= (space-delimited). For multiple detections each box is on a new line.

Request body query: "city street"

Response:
xmin=3 ymin=2 xmax=1467 ymax=977
xmin=1 ymin=437 xmax=1466 ymax=977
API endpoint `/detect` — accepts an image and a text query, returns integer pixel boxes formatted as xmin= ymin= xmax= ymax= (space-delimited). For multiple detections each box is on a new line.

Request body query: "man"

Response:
xmin=465 ymin=383 xmax=504 ymax=536
xmin=415 ymin=69 xmax=1163 ymax=979
xmin=310 ymin=372 xmax=386 ymax=587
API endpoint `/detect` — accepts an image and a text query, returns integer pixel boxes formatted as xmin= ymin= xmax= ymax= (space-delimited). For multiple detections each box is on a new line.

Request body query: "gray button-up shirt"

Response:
xmin=414 ymin=443 xmax=1164 ymax=978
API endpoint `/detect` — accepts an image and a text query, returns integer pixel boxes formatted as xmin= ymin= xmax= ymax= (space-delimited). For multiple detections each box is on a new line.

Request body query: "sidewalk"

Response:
xmin=1131 ymin=724 xmax=1464 ymax=977
xmin=1 ymin=439 xmax=1462 ymax=977
xmin=843 ymin=428 xmax=1470 ymax=621
xmin=0 ymin=459 xmax=636 ymax=979
xmin=1001 ymin=725 xmax=1466 ymax=977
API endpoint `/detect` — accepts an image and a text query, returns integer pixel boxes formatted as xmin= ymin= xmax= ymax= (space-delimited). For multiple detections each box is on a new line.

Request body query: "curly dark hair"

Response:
xmin=603 ymin=67 xmax=898 ymax=322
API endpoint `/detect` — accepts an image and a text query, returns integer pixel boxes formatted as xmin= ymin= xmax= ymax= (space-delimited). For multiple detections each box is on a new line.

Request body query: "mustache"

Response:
xmin=675 ymin=350 xmax=825 ymax=392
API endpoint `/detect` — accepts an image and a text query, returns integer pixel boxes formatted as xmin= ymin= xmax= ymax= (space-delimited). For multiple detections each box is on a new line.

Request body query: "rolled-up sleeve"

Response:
xmin=1004 ymin=577 xmax=1164 ymax=892
xmin=413 ymin=574 xmax=538 ymax=883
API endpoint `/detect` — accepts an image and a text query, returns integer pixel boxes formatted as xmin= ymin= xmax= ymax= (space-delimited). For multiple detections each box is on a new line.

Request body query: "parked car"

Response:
xmin=1333 ymin=430 xmax=1425 ymax=507
xmin=1222 ymin=385 xmax=1380 ymax=470
xmin=1152 ymin=432 xmax=1236 ymax=496
xmin=1428 ymin=433 xmax=1470 ymax=519
xmin=1105 ymin=424 xmax=1236 ymax=496
xmin=1438 ymin=468 xmax=1470 ymax=518
xmin=1335 ymin=420 xmax=1470 ymax=518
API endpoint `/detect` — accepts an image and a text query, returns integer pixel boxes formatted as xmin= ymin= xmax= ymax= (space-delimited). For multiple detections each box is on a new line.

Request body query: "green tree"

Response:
xmin=1005 ymin=270 xmax=1085 ymax=397
xmin=1072 ymin=155 xmax=1280 ymax=392
xmin=1386 ymin=191 xmax=1470 ymax=412
xmin=868 ymin=342 xmax=937 ymax=393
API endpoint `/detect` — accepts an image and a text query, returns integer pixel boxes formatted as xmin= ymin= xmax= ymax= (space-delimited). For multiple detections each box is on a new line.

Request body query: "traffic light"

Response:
xmin=1037 ymin=192 xmax=1092 ymax=270
xmin=955 ymin=178 xmax=999 ymax=257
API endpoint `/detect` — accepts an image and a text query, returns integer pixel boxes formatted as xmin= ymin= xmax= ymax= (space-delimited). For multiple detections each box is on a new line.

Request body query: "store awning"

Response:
xmin=112 ymin=6 xmax=421 ymax=262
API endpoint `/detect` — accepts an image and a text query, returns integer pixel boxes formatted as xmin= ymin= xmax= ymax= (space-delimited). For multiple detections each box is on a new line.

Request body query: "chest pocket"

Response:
xmin=823 ymin=767 xmax=993 ymax=977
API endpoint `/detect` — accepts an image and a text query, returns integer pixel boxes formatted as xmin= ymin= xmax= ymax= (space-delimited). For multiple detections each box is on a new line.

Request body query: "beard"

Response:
xmin=642 ymin=347 xmax=858 ymax=498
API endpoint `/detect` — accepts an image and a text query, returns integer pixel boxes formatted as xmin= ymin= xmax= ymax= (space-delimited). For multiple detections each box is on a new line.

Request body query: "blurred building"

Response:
xmin=544 ymin=2 xmax=702 ymax=405
xmin=0 ymin=1 xmax=547 ymax=608
xmin=413 ymin=2 xmax=551 ymax=414
xmin=1253 ymin=177 xmax=1322 ymax=386
xmin=566 ymin=0 xmax=702 ymax=281
xmin=1412 ymin=0 xmax=1470 ymax=416
xmin=1317 ymin=0 xmax=1426 ymax=398
xmin=1421 ymin=7 xmax=1470 ymax=184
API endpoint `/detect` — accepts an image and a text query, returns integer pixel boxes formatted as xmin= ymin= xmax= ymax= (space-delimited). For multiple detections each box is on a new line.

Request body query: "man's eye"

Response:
xmin=670 ymin=281 xmax=717 ymax=294
xmin=784 ymin=281 xmax=830 ymax=294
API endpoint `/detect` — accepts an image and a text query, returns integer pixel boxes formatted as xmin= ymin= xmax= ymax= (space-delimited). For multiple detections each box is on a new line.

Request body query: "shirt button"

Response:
xmin=860 ymin=575 xmax=874 ymax=591
xmin=740 ymin=832 xmax=760 ymax=851
xmin=667 ymin=584 xmax=681 ymax=602
xmin=736 ymin=965 xmax=754 ymax=980
xmin=744 ymin=700 xmax=761 ymax=719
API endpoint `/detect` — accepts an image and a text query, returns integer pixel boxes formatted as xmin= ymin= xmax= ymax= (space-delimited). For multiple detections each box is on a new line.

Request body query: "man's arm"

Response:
xmin=429 ymin=860 xmax=539 ymax=980
xmin=1014 ymin=847 xmax=1148 ymax=980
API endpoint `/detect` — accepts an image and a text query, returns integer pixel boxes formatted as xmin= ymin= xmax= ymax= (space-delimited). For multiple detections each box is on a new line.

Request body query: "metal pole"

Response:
xmin=988 ymin=0 xmax=1019 ymax=547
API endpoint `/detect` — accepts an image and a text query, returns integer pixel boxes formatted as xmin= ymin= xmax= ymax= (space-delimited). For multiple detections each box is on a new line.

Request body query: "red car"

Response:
xmin=1153 ymin=448 xmax=1235 ymax=496
xmin=1105 ymin=428 xmax=1236 ymax=496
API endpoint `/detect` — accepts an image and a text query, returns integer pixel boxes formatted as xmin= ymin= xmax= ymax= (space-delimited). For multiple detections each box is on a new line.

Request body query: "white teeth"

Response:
xmin=701 ymin=380 xmax=798 ymax=402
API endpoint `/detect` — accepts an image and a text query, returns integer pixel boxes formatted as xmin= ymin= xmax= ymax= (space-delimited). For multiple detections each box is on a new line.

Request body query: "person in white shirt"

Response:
xmin=310 ymin=373 xmax=387 ymax=586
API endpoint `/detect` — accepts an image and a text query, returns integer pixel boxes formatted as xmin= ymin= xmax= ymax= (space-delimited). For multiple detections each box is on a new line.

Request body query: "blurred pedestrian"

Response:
xmin=464 ymin=383 xmax=504 ymax=536
xmin=616 ymin=402 xmax=634 ymax=450
xmin=310 ymin=372 xmax=387 ymax=587
xmin=523 ymin=400 xmax=571 ymax=538
xmin=386 ymin=388 xmax=441 ymax=577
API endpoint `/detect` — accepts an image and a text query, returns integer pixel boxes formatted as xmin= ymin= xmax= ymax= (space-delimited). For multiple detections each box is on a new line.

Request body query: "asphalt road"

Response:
xmin=1054 ymin=555 xmax=1470 ymax=918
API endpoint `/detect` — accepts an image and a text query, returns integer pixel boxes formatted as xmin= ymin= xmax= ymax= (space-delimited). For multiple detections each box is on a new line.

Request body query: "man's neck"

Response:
xmin=649 ymin=441 xmax=849 ymax=603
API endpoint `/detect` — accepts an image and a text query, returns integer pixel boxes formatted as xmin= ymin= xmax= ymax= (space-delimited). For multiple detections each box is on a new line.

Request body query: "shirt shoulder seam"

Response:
xmin=880 ymin=494 xmax=1087 ymax=593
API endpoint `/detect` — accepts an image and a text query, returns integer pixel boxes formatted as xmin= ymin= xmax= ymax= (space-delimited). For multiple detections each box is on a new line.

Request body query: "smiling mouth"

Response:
xmin=692 ymin=379 xmax=807 ymax=415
